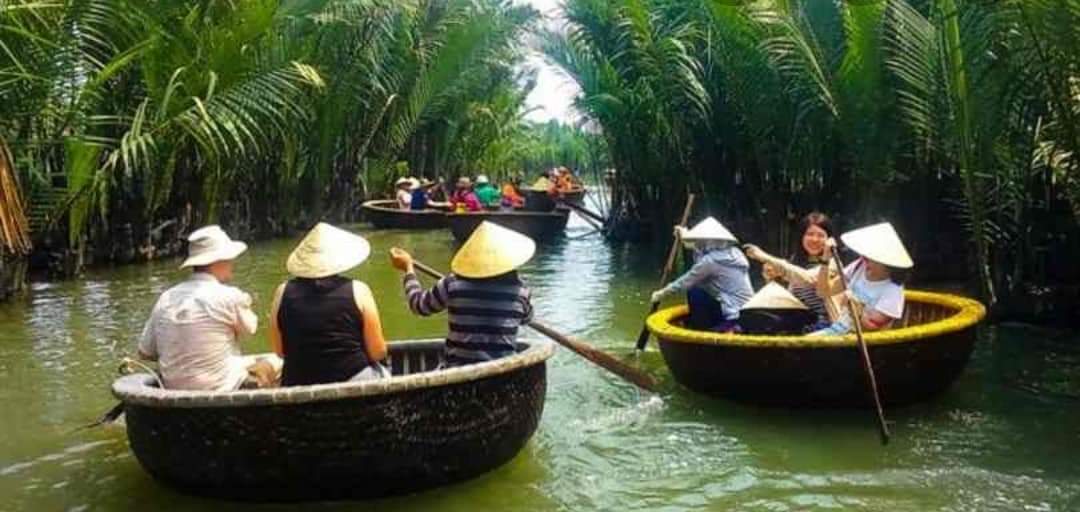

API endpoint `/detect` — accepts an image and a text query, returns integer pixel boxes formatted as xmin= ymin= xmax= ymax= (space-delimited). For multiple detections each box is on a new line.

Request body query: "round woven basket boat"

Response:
xmin=647 ymin=290 xmax=986 ymax=407
xmin=361 ymin=199 xmax=448 ymax=230
xmin=522 ymin=187 xmax=586 ymax=211
xmin=113 ymin=339 xmax=554 ymax=501
xmin=446 ymin=209 xmax=569 ymax=242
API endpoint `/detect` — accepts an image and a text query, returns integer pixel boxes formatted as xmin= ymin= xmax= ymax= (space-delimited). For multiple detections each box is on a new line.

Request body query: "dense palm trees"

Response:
xmin=546 ymin=0 xmax=1080 ymax=310
xmin=1 ymin=0 xmax=538 ymax=269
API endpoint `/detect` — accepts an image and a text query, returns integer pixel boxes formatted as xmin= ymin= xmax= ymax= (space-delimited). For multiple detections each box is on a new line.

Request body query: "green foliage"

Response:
xmin=547 ymin=0 xmax=1080 ymax=307
xmin=0 ymin=0 xmax=539 ymax=252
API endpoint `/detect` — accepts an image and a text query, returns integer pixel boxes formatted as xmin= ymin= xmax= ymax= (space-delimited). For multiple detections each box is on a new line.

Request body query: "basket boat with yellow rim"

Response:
xmin=112 ymin=339 xmax=554 ymax=501
xmin=646 ymin=290 xmax=986 ymax=407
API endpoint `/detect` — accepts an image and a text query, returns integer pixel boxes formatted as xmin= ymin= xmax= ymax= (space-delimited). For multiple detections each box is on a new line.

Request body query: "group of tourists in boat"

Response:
xmin=136 ymin=221 xmax=537 ymax=391
xmin=391 ymin=166 xmax=583 ymax=214
xmin=120 ymin=207 xmax=985 ymax=499
xmin=650 ymin=212 xmax=912 ymax=338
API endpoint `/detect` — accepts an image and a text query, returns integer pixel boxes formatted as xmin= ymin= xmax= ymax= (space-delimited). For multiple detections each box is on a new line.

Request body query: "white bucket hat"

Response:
xmin=841 ymin=222 xmax=913 ymax=269
xmin=180 ymin=225 xmax=247 ymax=268
xmin=681 ymin=217 xmax=737 ymax=242
xmin=451 ymin=221 xmax=536 ymax=279
xmin=741 ymin=282 xmax=808 ymax=311
xmin=287 ymin=223 xmax=371 ymax=279
xmin=476 ymin=175 xmax=490 ymax=185
xmin=395 ymin=177 xmax=411 ymax=187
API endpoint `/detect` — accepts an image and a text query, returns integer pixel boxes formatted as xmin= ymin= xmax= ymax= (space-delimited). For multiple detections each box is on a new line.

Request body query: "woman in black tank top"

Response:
xmin=269 ymin=223 xmax=388 ymax=386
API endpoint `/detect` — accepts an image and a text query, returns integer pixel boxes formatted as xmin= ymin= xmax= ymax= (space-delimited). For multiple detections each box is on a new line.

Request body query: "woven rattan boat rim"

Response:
xmin=647 ymin=290 xmax=986 ymax=348
xmin=112 ymin=339 xmax=555 ymax=409
xmin=446 ymin=210 xmax=569 ymax=219
xmin=361 ymin=199 xmax=445 ymax=217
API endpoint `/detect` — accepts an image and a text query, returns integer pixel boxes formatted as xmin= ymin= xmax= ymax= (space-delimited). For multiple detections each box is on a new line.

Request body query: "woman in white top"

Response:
xmin=395 ymin=177 xmax=414 ymax=209
xmin=808 ymin=222 xmax=913 ymax=336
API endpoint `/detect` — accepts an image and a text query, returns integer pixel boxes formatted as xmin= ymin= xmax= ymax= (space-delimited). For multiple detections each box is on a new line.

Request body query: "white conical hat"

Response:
xmin=451 ymin=221 xmax=536 ymax=279
xmin=840 ymin=222 xmax=913 ymax=269
xmin=180 ymin=225 xmax=247 ymax=268
xmin=287 ymin=223 xmax=371 ymax=278
xmin=740 ymin=282 xmax=808 ymax=311
xmin=681 ymin=217 xmax=737 ymax=242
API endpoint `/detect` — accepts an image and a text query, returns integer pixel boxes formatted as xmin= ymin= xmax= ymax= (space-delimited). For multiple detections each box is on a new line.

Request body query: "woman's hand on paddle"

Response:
xmin=650 ymin=289 xmax=665 ymax=304
xmin=673 ymin=226 xmax=687 ymax=239
xmin=389 ymin=248 xmax=414 ymax=273
xmin=742 ymin=243 xmax=767 ymax=262
xmin=822 ymin=238 xmax=838 ymax=261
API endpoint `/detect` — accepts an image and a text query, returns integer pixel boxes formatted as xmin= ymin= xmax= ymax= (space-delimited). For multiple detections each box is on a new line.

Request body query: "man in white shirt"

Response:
xmin=138 ymin=225 xmax=272 ymax=391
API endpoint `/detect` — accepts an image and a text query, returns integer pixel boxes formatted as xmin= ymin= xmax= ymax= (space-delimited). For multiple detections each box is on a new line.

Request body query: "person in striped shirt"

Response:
xmin=744 ymin=212 xmax=838 ymax=330
xmin=389 ymin=221 xmax=536 ymax=366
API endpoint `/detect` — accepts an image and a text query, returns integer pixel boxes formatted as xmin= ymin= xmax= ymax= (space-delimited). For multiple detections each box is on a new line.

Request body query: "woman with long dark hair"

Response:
xmin=745 ymin=212 xmax=836 ymax=328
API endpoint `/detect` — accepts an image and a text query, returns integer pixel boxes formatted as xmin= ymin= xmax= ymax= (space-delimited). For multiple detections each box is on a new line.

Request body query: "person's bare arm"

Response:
xmin=353 ymin=281 xmax=388 ymax=362
xmin=269 ymin=283 xmax=286 ymax=357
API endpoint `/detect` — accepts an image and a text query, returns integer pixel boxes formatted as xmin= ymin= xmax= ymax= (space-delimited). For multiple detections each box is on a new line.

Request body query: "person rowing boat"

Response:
xmin=390 ymin=221 xmax=535 ymax=366
xmin=649 ymin=217 xmax=754 ymax=332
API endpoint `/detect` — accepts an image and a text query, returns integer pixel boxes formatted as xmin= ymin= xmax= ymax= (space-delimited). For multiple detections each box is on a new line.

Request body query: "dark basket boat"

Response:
xmin=446 ymin=209 xmax=570 ymax=242
xmin=112 ymin=339 xmax=554 ymax=502
xmin=647 ymin=291 xmax=986 ymax=407
xmin=522 ymin=187 xmax=586 ymax=212
xmin=362 ymin=199 xmax=447 ymax=230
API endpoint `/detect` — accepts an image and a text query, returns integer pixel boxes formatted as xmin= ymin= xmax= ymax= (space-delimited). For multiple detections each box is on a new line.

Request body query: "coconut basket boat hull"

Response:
xmin=113 ymin=340 xmax=553 ymax=501
xmin=523 ymin=188 xmax=586 ymax=212
xmin=648 ymin=291 xmax=986 ymax=408
xmin=362 ymin=200 xmax=447 ymax=230
xmin=446 ymin=209 xmax=569 ymax=242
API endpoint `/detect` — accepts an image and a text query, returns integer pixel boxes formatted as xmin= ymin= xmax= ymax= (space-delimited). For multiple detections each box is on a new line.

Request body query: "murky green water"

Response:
xmin=1 ymin=213 xmax=1078 ymax=511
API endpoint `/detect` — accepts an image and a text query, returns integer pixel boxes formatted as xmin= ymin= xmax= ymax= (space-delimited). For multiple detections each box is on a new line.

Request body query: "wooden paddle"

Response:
xmin=410 ymin=260 xmax=659 ymax=393
xmin=635 ymin=193 xmax=696 ymax=351
xmin=831 ymin=246 xmax=891 ymax=445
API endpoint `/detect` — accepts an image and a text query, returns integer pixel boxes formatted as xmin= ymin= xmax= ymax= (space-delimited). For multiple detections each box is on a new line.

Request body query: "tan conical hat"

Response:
xmin=287 ymin=223 xmax=371 ymax=279
xmin=681 ymin=217 xmax=737 ymax=242
xmin=741 ymin=282 xmax=808 ymax=311
xmin=840 ymin=222 xmax=913 ymax=269
xmin=451 ymin=221 xmax=536 ymax=278
xmin=530 ymin=177 xmax=552 ymax=191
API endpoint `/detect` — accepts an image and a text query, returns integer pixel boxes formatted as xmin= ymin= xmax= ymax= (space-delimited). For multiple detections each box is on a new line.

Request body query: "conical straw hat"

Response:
xmin=741 ymin=282 xmax=808 ymax=311
xmin=681 ymin=217 xmax=737 ymax=242
xmin=840 ymin=222 xmax=913 ymax=269
xmin=287 ymin=223 xmax=371 ymax=279
xmin=530 ymin=177 xmax=552 ymax=191
xmin=451 ymin=221 xmax=536 ymax=279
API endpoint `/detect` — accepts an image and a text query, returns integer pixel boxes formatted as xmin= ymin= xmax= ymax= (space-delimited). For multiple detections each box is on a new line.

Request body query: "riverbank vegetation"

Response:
xmin=1 ymin=0 xmax=540 ymax=271
xmin=544 ymin=0 xmax=1080 ymax=318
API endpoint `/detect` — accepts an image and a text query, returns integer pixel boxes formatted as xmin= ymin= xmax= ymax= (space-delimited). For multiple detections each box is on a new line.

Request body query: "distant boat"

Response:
xmin=446 ymin=208 xmax=570 ymax=242
xmin=112 ymin=339 xmax=554 ymax=501
xmin=523 ymin=187 xmax=586 ymax=212
xmin=647 ymin=291 xmax=986 ymax=407
xmin=361 ymin=199 xmax=447 ymax=230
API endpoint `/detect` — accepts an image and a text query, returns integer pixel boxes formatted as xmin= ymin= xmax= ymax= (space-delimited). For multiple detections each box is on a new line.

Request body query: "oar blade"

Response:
xmin=528 ymin=321 xmax=659 ymax=393
xmin=634 ymin=303 xmax=661 ymax=351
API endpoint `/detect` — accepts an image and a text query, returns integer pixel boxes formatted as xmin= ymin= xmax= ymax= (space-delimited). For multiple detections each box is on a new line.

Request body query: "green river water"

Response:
xmin=1 ymin=213 xmax=1078 ymax=511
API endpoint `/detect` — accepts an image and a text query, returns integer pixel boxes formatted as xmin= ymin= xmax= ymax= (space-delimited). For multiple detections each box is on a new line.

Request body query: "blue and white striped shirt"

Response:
xmin=403 ymin=272 xmax=533 ymax=364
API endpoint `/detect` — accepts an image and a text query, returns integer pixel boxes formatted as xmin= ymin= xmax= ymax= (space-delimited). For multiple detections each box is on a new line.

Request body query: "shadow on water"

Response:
xmin=0 ymin=209 xmax=1078 ymax=510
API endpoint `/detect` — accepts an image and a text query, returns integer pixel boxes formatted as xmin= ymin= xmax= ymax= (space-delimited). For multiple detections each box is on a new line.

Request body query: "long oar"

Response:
xmin=411 ymin=260 xmax=659 ymax=393
xmin=832 ymin=246 xmax=890 ymax=445
xmin=635 ymin=194 xmax=696 ymax=351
